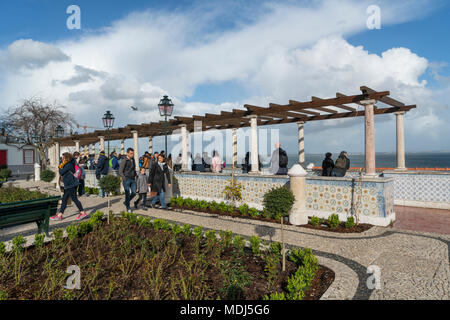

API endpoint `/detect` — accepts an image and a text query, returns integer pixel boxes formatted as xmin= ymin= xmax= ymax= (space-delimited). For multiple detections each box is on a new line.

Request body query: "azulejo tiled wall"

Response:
xmin=383 ymin=171 xmax=450 ymax=208
xmin=305 ymin=177 xmax=395 ymax=219
xmin=173 ymin=172 xmax=289 ymax=208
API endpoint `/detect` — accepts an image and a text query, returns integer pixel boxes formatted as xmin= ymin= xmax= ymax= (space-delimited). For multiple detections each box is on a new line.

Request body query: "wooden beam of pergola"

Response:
xmin=311 ymin=96 xmax=356 ymax=112
xmin=360 ymin=86 xmax=405 ymax=107
xmin=53 ymin=88 xmax=413 ymax=146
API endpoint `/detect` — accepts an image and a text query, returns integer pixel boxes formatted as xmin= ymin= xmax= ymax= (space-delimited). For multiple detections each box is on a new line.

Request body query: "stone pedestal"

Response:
xmin=288 ymin=164 xmax=308 ymax=225
xmin=34 ymin=163 xmax=41 ymax=181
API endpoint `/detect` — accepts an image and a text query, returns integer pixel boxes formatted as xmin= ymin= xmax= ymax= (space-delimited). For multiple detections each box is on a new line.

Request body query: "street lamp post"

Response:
xmin=55 ymin=125 xmax=64 ymax=139
xmin=102 ymin=111 xmax=115 ymax=156
xmin=158 ymin=95 xmax=174 ymax=154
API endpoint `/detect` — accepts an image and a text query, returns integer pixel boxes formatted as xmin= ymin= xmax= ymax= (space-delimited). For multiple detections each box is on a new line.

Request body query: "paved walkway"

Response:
xmin=394 ymin=206 xmax=450 ymax=235
xmin=1 ymin=180 xmax=449 ymax=300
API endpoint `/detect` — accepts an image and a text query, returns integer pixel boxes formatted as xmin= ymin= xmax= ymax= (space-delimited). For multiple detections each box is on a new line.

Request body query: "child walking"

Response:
xmin=134 ymin=167 xmax=150 ymax=211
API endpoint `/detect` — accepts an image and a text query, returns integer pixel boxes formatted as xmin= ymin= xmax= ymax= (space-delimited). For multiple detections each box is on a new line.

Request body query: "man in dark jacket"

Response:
xmin=119 ymin=148 xmax=137 ymax=213
xmin=322 ymin=153 xmax=335 ymax=176
xmin=270 ymin=142 xmax=289 ymax=175
xmin=95 ymin=151 xmax=109 ymax=197
xmin=148 ymin=154 xmax=171 ymax=209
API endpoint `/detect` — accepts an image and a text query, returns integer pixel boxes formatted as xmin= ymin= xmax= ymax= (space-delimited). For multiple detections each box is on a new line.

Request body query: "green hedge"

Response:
xmin=41 ymin=170 xmax=56 ymax=183
xmin=0 ymin=187 xmax=50 ymax=204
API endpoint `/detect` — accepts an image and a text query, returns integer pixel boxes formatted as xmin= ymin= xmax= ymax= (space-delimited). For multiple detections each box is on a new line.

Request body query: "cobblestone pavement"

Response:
xmin=1 ymin=180 xmax=449 ymax=300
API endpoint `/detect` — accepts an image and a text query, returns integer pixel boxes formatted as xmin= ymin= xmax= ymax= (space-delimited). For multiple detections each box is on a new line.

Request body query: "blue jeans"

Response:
xmin=123 ymin=178 xmax=137 ymax=209
xmin=152 ymin=190 xmax=166 ymax=209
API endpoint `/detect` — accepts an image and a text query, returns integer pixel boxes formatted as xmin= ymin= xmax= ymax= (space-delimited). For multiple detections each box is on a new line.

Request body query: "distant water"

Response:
xmin=286 ymin=152 xmax=450 ymax=169
xmin=227 ymin=152 xmax=450 ymax=169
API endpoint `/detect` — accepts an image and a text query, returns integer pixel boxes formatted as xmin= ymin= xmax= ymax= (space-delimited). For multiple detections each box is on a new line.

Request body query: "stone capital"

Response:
xmin=288 ymin=164 xmax=307 ymax=177
xmin=360 ymin=99 xmax=376 ymax=106
xmin=297 ymin=121 xmax=305 ymax=126
xmin=394 ymin=111 xmax=406 ymax=116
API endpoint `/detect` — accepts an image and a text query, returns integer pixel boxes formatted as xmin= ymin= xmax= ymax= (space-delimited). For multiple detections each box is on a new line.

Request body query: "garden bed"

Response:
xmin=168 ymin=197 xmax=373 ymax=234
xmin=302 ymin=221 xmax=373 ymax=233
xmin=0 ymin=186 xmax=50 ymax=204
xmin=0 ymin=212 xmax=334 ymax=300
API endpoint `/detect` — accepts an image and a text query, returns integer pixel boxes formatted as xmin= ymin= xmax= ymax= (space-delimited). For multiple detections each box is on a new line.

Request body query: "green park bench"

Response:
xmin=0 ymin=196 xmax=61 ymax=236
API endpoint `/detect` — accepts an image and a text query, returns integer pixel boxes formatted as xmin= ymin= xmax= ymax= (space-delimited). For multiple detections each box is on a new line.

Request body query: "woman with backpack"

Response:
xmin=331 ymin=151 xmax=350 ymax=177
xmin=51 ymin=152 xmax=88 ymax=221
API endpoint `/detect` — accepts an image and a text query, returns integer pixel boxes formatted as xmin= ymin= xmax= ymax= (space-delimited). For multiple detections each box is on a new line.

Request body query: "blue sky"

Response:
xmin=0 ymin=0 xmax=449 ymax=156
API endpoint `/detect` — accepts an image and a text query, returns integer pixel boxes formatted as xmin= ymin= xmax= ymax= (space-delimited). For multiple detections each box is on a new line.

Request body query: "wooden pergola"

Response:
xmin=52 ymin=86 xmax=416 ymax=175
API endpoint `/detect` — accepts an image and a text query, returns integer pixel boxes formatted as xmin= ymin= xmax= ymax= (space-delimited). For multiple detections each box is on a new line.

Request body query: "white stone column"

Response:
xmin=55 ymin=142 xmax=60 ymax=188
xmin=148 ymin=136 xmax=153 ymax=154
xmin=34 ymin=163 xmax=41 ymax=181
xmin=288 ymin=164 xmax=308 ymax=225
xmin=232 ymin=128 xmax=238 ymax=168
xmin=361 ymin=99 xmax=377 ymax=177
xmin=74 ymin=140 xmax=80 ymax=153
xmin=298 ymin=121 xmax=305 ymax=168
xmin=395 ymin=111 xmax=406 ymax=170
xmin=90 ymin=144 xmax=95 ymax=156
xmin=181 ymin=125 xmax=188 ymax=171
xmin=120 ymin=139 xmax=125 ymax=155
xmin=132 ymin=130 xmax=139 ymax=171
xmin=250 ymin=115 xmax=259 ymax=174
xmin=99 ymin=136 xmax=105 ymax=153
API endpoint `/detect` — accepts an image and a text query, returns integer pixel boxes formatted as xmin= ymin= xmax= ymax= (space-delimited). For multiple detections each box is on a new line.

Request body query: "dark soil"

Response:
xmin=0 ymin=217 xmax=334 ymax=300
xmin=301 ymin=222 xmax=373 ymax=233
xmin=169 ymin=205 xmax=373 ymax=234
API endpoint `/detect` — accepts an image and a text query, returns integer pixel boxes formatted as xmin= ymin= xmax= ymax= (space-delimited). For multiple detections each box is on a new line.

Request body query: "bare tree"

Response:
xmin=0 ymin=97 xmax=76 ymax=170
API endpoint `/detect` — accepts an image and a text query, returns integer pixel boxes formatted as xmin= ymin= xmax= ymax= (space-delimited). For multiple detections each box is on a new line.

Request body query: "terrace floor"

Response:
xmin=394 ymin=206 xmax=450 ymax=235
xmin=1 ymin=180 xmax=449 ymax=300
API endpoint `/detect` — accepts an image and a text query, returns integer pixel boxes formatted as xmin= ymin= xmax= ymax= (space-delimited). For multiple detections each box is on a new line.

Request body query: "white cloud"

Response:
xmin=0 ymin=39 xmax=70 ymax=71
xmin=0 ymin=0 xmax=448 ymax=152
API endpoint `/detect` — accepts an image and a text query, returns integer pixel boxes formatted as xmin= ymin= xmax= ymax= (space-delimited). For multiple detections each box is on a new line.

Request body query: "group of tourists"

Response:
xmin=321 ymin=151 xmax=351 ymax=177
xmin=50 ymin=147 xmax=173 ymax=220
xmin=119 ymin=148 xmax=171 ymax=213
xmin=172 ymin=150 xmax=225 ymax=173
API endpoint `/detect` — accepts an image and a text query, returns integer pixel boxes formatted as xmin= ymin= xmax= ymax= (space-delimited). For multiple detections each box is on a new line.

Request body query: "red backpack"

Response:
xmin=73 ymin=163 xmax=82 ymax=179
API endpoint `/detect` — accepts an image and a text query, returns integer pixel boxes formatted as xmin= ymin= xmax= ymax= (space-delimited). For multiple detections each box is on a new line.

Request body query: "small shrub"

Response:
xmin=248 ymin=208 xmax=259 ymax=218
xmin=53 ymin=228 xmax=64 ymax=244
xmin=182 ymin=224 xmax=192 ymax=236
xmin=220 ymin=230 xmax=233 ymax=248
xmin=232 ymin=235 xmax=245 ymax=251
xmin=99 ymin=175 xmax=121 ymax=196
xmin=0 ymin=242 xmax=6 ymax=256
xmin=310 ymin=216 xmax=321 ymax=227
xmin=66 ymin=225 xmax=78 ymax=240
xmin=205 ymin=230 xmax=217 ymax=245
xmin=0 ymin=168 xmax=12 ymax=181
xmin=41 ymin=169 xmax=56 ymax=183
xmin=249 ymin=235 xmax=261 ymax=255
xmin=264 ymin=292 xmax=286 ymax=300
xmin=172 ymin=224 xmax=183 ymax=236
xmin=263 ymin=186 xmax=295 ymax=219
xmin=34 ymin=233 xmax=45 ymax=248
xmin=12 ymin=235 xmax=26 ymax=252
xmin=77 ymin=222 xmax=93 ymax=237
xmin=262 ymin=208 xmax=272 ymax=219
xmin=345 ymin=216 xmax=356 ymax=228
xmin=239 ymin=204 xmax=249 ymax=216
xmin=269 ymin=242 xmax=282 ymax=256
xmin=0 ymin=290 xmax=8 ymax=300
xmin=328 ymin=214 xmax=340 ymax=230
xmin=193 ymin=226 xmax=203 ymax=239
